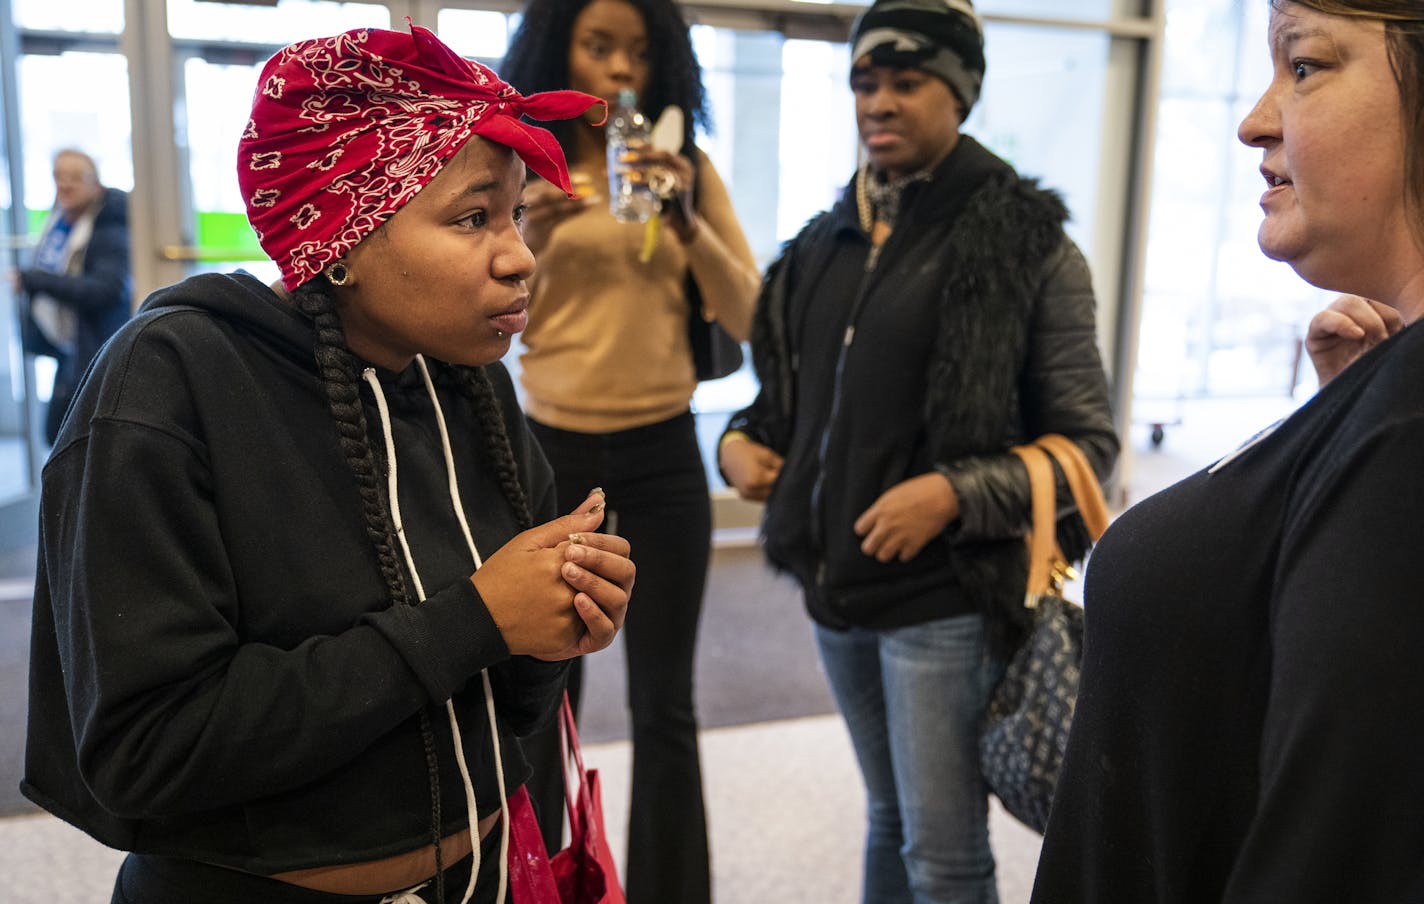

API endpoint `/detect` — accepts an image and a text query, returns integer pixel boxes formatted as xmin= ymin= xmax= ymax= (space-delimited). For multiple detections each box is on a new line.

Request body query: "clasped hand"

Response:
xmin=520 ymin=148 xmax=699 ymax=257
xmin=471 ymin=489 xmax=634 ymax=661
xmin=854 ymin=472 xmax=959 ymax=564
xmin=719 ymin=436 xmax=783 ymax=503
xmin=520 ymin=179 xmax=597 ymax=259
xmin=722 ymin=436 xmax=958 ymax=564
xmin=623 ymin=148 xmax=699 ymax=242
xmin=1305 ymin=294 xmax=1406 ymax=387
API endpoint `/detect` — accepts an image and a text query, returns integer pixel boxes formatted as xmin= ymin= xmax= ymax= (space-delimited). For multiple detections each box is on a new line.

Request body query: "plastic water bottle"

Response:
xmin=606 ymin=89 xmax=659 ymax=223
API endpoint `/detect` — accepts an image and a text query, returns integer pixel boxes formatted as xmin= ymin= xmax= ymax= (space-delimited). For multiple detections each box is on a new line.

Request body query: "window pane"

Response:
xmin=436 ymin=9 xmax=512 ymax=60
xmin=694 ymin=25 xmax=808 ymax=267
xmin=977 ymin=0 xmax=1116 ymax=18
xmin=1139 ymin=0 xmax=1324 ymax=402
xmin=14 ymin=0 xmax=123 ymax=33
xmin=824 ymin=0 xmax=1121 ymax=15
xmin=1161 ymin=0 xmax=1239 ymax=97
xmin=13 ymin=51 xmax=133 ymax=431
xmin=778 ymin=39 xmax=857 ymax=243
xmin=0 ymin=65 xmax=35 ymax=508
xmin=167 ymin=0 xmax=389 ymax=43
xmin=181 ymin=57 xmax=279 ymax=284
xmin=972 ymin=23 xmax=1108 ymax=257
xmin=17 ymin=53 xmax=133 ymax=223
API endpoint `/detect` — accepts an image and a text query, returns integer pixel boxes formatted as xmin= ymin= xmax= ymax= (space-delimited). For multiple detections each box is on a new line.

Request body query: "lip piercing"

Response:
xmin=496 ymin=330 xmax=505 ymax=338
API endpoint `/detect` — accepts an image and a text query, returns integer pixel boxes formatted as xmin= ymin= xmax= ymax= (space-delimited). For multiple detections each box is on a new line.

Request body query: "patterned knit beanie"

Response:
xmin=849 ymin=0 xmax=986 ymax=113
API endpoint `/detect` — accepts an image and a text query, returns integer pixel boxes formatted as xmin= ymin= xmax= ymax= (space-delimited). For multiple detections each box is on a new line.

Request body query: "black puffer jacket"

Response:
xmin=726 ymin=137 xmax=1118 ymax=644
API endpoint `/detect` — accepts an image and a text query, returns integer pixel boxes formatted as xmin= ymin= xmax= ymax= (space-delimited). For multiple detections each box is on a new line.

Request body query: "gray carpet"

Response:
xmin=0 ymin=543 xmax=832 ymax=816
xmin=0 ymin=596 xmax=31 ymax=816
xmin=578 ymin=543 xmax=831 ymax=743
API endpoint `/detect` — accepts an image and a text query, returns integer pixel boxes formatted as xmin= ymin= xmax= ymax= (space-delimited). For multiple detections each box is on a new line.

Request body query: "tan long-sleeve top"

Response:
xmin=519 ymin=150 xmax=758 ymax=434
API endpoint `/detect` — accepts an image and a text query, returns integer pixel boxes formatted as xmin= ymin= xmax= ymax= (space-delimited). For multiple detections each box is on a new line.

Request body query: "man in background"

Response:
xmin=12 ymin=148 xmax=131 ymax=445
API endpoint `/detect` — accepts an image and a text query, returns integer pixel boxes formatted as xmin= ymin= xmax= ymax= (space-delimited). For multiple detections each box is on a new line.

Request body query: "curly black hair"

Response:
xmin=501 ymin=0 xmax=711 ymax=158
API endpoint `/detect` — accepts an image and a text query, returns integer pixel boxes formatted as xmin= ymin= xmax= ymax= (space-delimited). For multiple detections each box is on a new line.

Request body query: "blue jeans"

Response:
xmin=816 ymin=613 xmax=1003 ymax=904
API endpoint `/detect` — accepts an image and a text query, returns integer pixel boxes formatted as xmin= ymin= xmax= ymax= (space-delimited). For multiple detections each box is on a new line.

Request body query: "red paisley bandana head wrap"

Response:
xmin=239 ymin=22 xmax=604 ymax=290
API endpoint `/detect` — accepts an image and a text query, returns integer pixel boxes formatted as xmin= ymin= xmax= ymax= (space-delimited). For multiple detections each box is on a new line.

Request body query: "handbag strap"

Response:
xmin=1033 ymin=433 xmax=1110 ymax=539
xmin=558 ymin=691 xmax=587 ymax=778
xmin=1010 ymin=444 xmax=1058 ymax=601
xmin=1009 ymin=434 xmax=1110 ymax=603
xmin=557 ymin=691 xmax=590 ymax=833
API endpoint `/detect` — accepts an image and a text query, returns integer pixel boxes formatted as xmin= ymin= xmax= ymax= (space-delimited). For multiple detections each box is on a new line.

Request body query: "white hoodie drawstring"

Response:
xmin=363 ymin=356 xmax=511 ymax=904
xmin=379 ymin=881 xmax=431 ymax=904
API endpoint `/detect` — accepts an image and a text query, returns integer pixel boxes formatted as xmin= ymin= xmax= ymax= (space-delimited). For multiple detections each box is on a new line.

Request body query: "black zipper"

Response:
xmin=806 ymin=225 xmax=911 ymax=596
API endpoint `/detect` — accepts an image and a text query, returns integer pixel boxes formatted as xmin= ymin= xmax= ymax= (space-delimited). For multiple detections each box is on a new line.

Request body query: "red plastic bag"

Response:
xmin=508 ymin=694 xmax=624 ymax=904
xmin=550 ymin=694 xmax=624 ymax=904
xmin=506 ymin=784 xmax=562 ymax=902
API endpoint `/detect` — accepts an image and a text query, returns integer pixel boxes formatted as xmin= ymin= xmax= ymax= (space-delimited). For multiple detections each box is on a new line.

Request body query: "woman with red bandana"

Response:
xmin=21 ymin=24 xmax=632 ymax=904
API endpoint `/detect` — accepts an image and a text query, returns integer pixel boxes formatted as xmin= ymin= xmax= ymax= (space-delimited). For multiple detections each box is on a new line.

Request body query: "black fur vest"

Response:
xmin=738 ymin=137 xmax=1113 ymax=647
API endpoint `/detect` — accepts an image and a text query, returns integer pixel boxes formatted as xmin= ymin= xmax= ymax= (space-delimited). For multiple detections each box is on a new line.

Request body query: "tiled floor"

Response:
xmin=0 ymin=715 xmax=1043 ymax=903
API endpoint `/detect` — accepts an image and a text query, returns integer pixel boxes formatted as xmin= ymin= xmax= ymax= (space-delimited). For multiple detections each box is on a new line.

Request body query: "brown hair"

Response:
xmin=1276 ymin=0 xmax=1424 ymax=244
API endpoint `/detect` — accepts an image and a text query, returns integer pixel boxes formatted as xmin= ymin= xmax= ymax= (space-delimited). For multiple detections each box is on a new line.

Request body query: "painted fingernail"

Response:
xmin=588 ymin=501 xmax=605 ymax=515
xmin=568 ymin=533 xmax=587 ymax=545
xmin=588 ymin=486 xmax=605 ymax=498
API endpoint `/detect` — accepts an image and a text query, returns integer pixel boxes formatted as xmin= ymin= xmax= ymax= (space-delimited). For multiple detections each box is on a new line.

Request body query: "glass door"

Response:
xmin=162 ymin=0 xmax=392 ymax=284
xmin=0 ymin=33 xmax=40 ymax=581
xmin=0 ymin=0 xmax=130 ymax=578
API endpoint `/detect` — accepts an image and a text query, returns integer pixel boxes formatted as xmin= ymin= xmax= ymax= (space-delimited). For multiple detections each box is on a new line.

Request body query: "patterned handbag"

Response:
xmin=980 ymin=434 xmax=1109 ymax=834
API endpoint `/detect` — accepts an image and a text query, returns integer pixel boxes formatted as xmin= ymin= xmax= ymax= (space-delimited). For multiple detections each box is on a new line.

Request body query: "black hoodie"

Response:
xmin=22 ymin=271 xmax=567 ymax=874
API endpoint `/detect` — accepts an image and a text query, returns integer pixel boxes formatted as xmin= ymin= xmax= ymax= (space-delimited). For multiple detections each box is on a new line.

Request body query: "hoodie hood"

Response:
xmin=92 ymin=187 xmax=128 ymax=229
xmin=138 ymin=270 xmax=318 ymax=370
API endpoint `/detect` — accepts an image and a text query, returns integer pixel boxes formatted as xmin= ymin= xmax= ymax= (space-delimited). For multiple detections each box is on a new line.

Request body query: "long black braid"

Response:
xmin=293 ymin=279 xmax=447 ymax=900
xmin=295 ymin=282 xmax=413 ymax=611
xmin=293 ymin=278 xmax=538 ymax=903
xmin=455 ymin=364 xmax=534 ymax=532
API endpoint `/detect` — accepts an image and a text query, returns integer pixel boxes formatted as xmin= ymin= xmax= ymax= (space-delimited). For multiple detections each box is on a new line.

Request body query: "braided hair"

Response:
xmin=293 ymin=277 xmax=533 ymax=902
xmin=430 ymin=360 xmax=536 ymax=534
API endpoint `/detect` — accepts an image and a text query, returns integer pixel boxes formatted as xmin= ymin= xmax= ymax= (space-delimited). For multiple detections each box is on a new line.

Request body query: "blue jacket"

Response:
xmin=20 ymin=187 xmax=132 ymax=431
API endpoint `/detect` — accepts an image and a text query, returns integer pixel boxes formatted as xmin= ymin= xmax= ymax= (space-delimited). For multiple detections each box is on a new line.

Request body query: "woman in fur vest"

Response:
xmin=719 ymin=1 xmax=1117 ymax=901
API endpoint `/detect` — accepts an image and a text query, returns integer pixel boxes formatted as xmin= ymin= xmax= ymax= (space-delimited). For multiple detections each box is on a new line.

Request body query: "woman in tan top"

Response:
xmin=501 ymin=2 xmax=759 ymax=902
